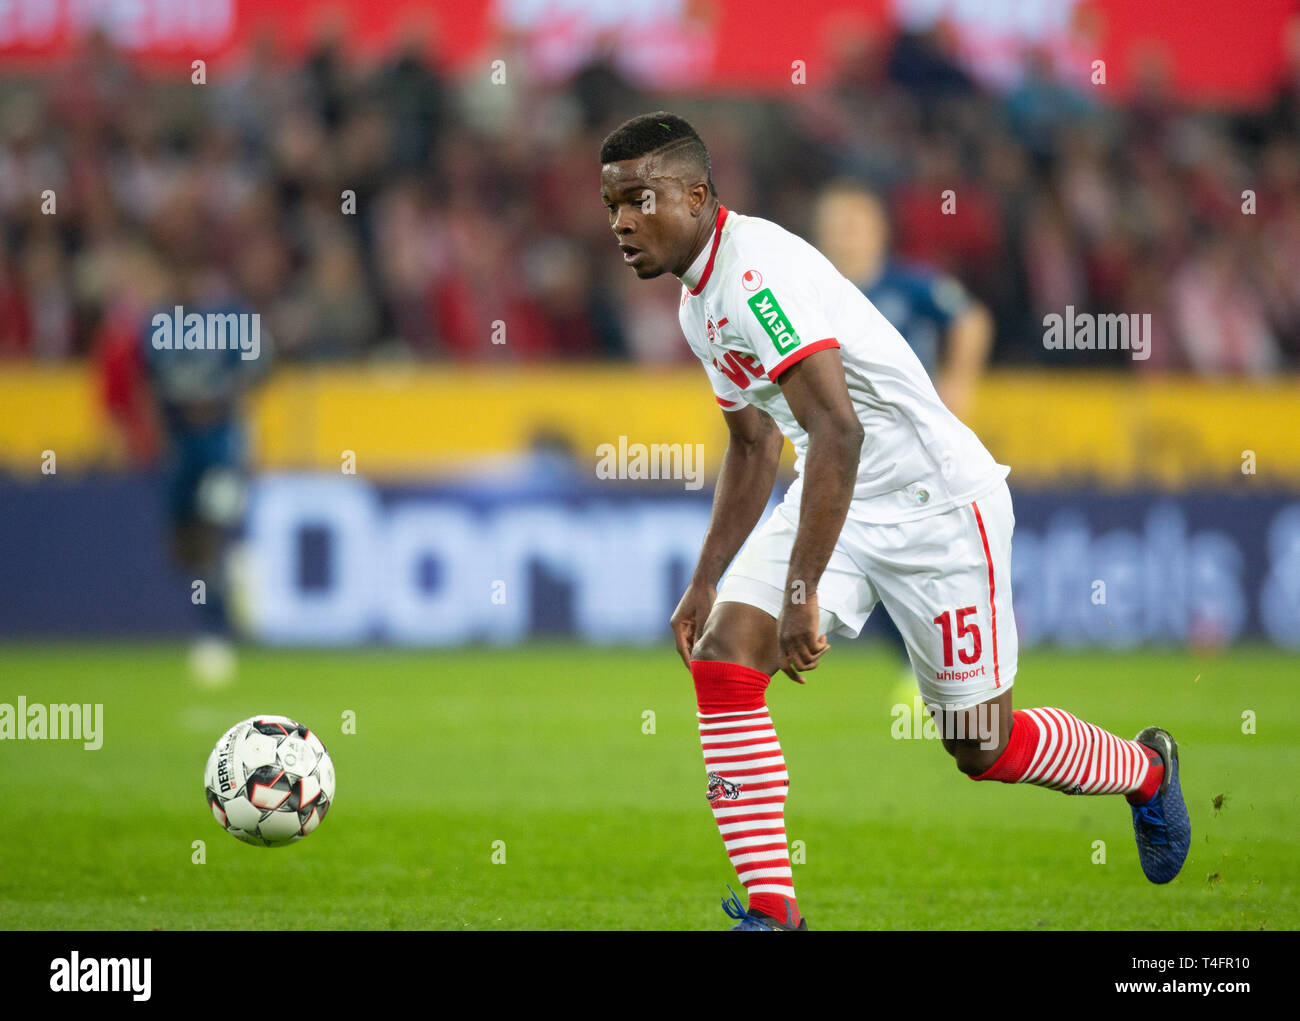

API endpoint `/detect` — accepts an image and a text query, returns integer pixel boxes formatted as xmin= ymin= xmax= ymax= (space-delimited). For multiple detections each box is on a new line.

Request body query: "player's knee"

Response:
xmin=692 ymin=628 xmax=735 ymax=664
xmin=935 ymin=696 xmax=1011 ymax=775
xmin=692 ymin=625 xmax=777 ymax=675
xmin=691 ymin=602 xmax=782 ymax=673
xmin=948 ymin=740 xmax=1002 ymax=777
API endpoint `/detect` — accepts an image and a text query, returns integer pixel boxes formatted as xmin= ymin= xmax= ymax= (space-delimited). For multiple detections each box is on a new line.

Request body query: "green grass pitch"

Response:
xmin=0 ymin=642 xmax=1295 ymax=930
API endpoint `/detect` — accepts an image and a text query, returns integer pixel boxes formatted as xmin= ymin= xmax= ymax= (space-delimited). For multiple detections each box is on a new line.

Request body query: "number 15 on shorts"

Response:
xmin=933 ymin=606 xmax=982 ymax=666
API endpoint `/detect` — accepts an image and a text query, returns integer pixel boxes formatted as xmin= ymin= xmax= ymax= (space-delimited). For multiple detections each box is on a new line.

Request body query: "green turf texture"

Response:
xmin=0 ymin=642 xmax=1295 ymax=930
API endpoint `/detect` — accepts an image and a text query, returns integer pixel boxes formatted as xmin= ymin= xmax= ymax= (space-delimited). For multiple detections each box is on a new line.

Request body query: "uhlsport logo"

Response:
xmin=1042 ymin=306 xmax=1151 ymax=361
xmin=740 ymin=268 xmax=763 ymax=291
xmin=746 ymin=288 xmax=800 ymax=355
xmin=50 ymin=952 xmax=151 ymax=1001
xmin=707 ymin=771 xmax=743 ymax=802
xmin=935 ymin=665 xmax=986 ymax=682
xmin=151 ymin=305 xmax=260 ymax=360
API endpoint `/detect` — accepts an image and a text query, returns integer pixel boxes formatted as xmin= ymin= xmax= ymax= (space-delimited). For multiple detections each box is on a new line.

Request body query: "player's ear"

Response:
xmin=689 ymin=181 xmax=710 ymax=216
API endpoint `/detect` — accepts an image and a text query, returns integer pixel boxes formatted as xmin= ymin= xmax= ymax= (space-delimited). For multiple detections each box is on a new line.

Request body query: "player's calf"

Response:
xmin=691 ymin=601 xmax=802 ymax=929
xmin=966 ymin=704 xmax=1164 ymax=803
xmin=955 ymin=697 xmax=1191 ymax=883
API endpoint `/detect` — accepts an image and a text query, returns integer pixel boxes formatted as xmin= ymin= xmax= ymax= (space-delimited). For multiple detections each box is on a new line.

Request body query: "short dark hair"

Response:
xmin=599 ymin=111 xmax=716 ymax=196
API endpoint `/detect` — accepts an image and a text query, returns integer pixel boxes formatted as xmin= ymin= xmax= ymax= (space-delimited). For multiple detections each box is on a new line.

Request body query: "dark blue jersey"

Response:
xmin=141 ymin=300 xmax=269 ymax=523
xmin=142 ymin=301 xmax=267 ymax=434
xmin=862 ymin=260 xmax=970 ymax=378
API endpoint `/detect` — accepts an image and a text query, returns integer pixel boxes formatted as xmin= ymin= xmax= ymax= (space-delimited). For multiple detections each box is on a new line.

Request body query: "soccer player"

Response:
xmin=811 ymin=178 xmax=992 ymax=422
xmin=598 ymin=113 xmax=1190 ymax=930
xmin=812 ymin=178 xmax=993 ymax=679
xmin=142 ymin=263 xmax=269 ymax=685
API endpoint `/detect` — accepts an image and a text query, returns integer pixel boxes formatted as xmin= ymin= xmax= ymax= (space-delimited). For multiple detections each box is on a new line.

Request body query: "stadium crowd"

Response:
xmin=1 ymin=24 xmax=1298 ymax=375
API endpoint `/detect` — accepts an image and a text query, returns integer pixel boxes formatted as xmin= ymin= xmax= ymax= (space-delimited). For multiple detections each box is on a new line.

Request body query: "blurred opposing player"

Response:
xmin=143 ymin=262 xmax=270 ymax=685
xmin=599 ymin=113 xmax=1190 ymax=930
xmin=813 ymin=179 xmax=993 ymax=677
xmin=812 ymin=178 xmax=992 ymax=421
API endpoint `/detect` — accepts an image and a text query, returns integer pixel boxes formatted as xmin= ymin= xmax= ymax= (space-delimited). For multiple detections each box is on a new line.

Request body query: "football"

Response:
xmin=204 ymin=715 xmax=335 ymax=847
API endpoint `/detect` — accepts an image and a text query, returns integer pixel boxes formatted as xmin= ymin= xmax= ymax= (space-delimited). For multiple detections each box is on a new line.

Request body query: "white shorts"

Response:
xmin=716 ymin=480 xmax=1018 ymax=711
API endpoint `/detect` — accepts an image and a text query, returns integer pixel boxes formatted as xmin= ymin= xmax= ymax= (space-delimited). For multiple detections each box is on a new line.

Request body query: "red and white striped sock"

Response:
xmin=691 ymin=659 xmax=800 ymax=927
xmin=972 ymin=708 xmax=1164 ymax=804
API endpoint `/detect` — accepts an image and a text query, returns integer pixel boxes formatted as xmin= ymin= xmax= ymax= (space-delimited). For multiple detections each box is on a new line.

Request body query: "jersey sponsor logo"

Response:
xmin=741 ymin=268 xmax=763 ymax=291
xmin=712 ymin=351 xmax=765 ymax=389
xmin=746 ymin=288 xmax=800 ymax=355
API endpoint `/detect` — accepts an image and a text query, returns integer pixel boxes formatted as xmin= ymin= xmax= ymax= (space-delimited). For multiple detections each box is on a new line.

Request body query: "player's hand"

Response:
xmin=670 ymin=579 xmax=716 ymax=671
xmin=777 ymin=592 xmax=830 ymax=684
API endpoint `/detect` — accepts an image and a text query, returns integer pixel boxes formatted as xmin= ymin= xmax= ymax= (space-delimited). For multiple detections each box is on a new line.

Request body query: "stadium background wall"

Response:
xmin=1 ymin=364 xmax=1298 ymax=648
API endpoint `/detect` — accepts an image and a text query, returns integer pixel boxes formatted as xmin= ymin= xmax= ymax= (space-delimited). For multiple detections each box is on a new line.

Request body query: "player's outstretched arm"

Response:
xmin=775 ymin=348 xmax=864 ymax=682
xmin=938 ymin=300 xmax=993 ymax=420
xmin=669 ymin=405 xmax=784 ymax=668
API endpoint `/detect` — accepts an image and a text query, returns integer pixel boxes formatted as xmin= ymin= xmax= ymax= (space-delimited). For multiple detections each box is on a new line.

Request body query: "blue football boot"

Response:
xmin=721 ymin=886 xmax=808 ymax=930
xmin=1130 ymin=726 xmax=1191 ymax=884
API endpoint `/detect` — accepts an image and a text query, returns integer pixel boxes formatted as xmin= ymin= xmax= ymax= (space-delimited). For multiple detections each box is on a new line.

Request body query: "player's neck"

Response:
xmin=676 ymin=200 xmax=722 ymax=285
xmin=846 ymin=251 xmax=885 ymax=288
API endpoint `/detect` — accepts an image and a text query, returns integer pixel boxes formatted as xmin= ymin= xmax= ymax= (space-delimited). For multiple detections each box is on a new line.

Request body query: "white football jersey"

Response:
xmin=678 ymin=206 xmax=1009 ymax=523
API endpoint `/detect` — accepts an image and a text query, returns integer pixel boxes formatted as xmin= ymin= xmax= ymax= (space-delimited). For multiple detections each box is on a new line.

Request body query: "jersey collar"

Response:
xmin=683 ymin=205 xmax=728 ymax=296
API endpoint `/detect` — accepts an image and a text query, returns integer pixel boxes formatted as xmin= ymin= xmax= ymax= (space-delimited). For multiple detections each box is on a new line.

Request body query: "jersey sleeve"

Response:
xmin=728 ymin=267 xmax=840 ymax=382
xmin=702 ymin=356 xmax=748 ymax=410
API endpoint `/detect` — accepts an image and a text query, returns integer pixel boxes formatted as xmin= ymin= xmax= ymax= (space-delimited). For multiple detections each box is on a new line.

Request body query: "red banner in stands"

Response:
xmin=0 ymin=0 xmax=1291 ymax=106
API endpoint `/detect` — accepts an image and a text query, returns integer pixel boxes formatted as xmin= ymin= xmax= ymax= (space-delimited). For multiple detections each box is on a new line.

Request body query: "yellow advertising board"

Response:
xmin=2 ymin=365 xmax=1295 ymax=488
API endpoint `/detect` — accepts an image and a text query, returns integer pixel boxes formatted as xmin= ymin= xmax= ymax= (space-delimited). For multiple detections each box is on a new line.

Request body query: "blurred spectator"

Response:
xmin=888 ymin=24 xmax=977 ymax=99
xmin=374 ymin=30 xmax=450 ymax=171
xmin=1265 ymin=14 xmax=1300 ymax=140
xmin=1004 ymin=47 xmax=1093 ymax=163
xmin=812 ymin=179 xmax=992 ymax=419
xmin=1170 ymin=238 xmax=1283 ymax=376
